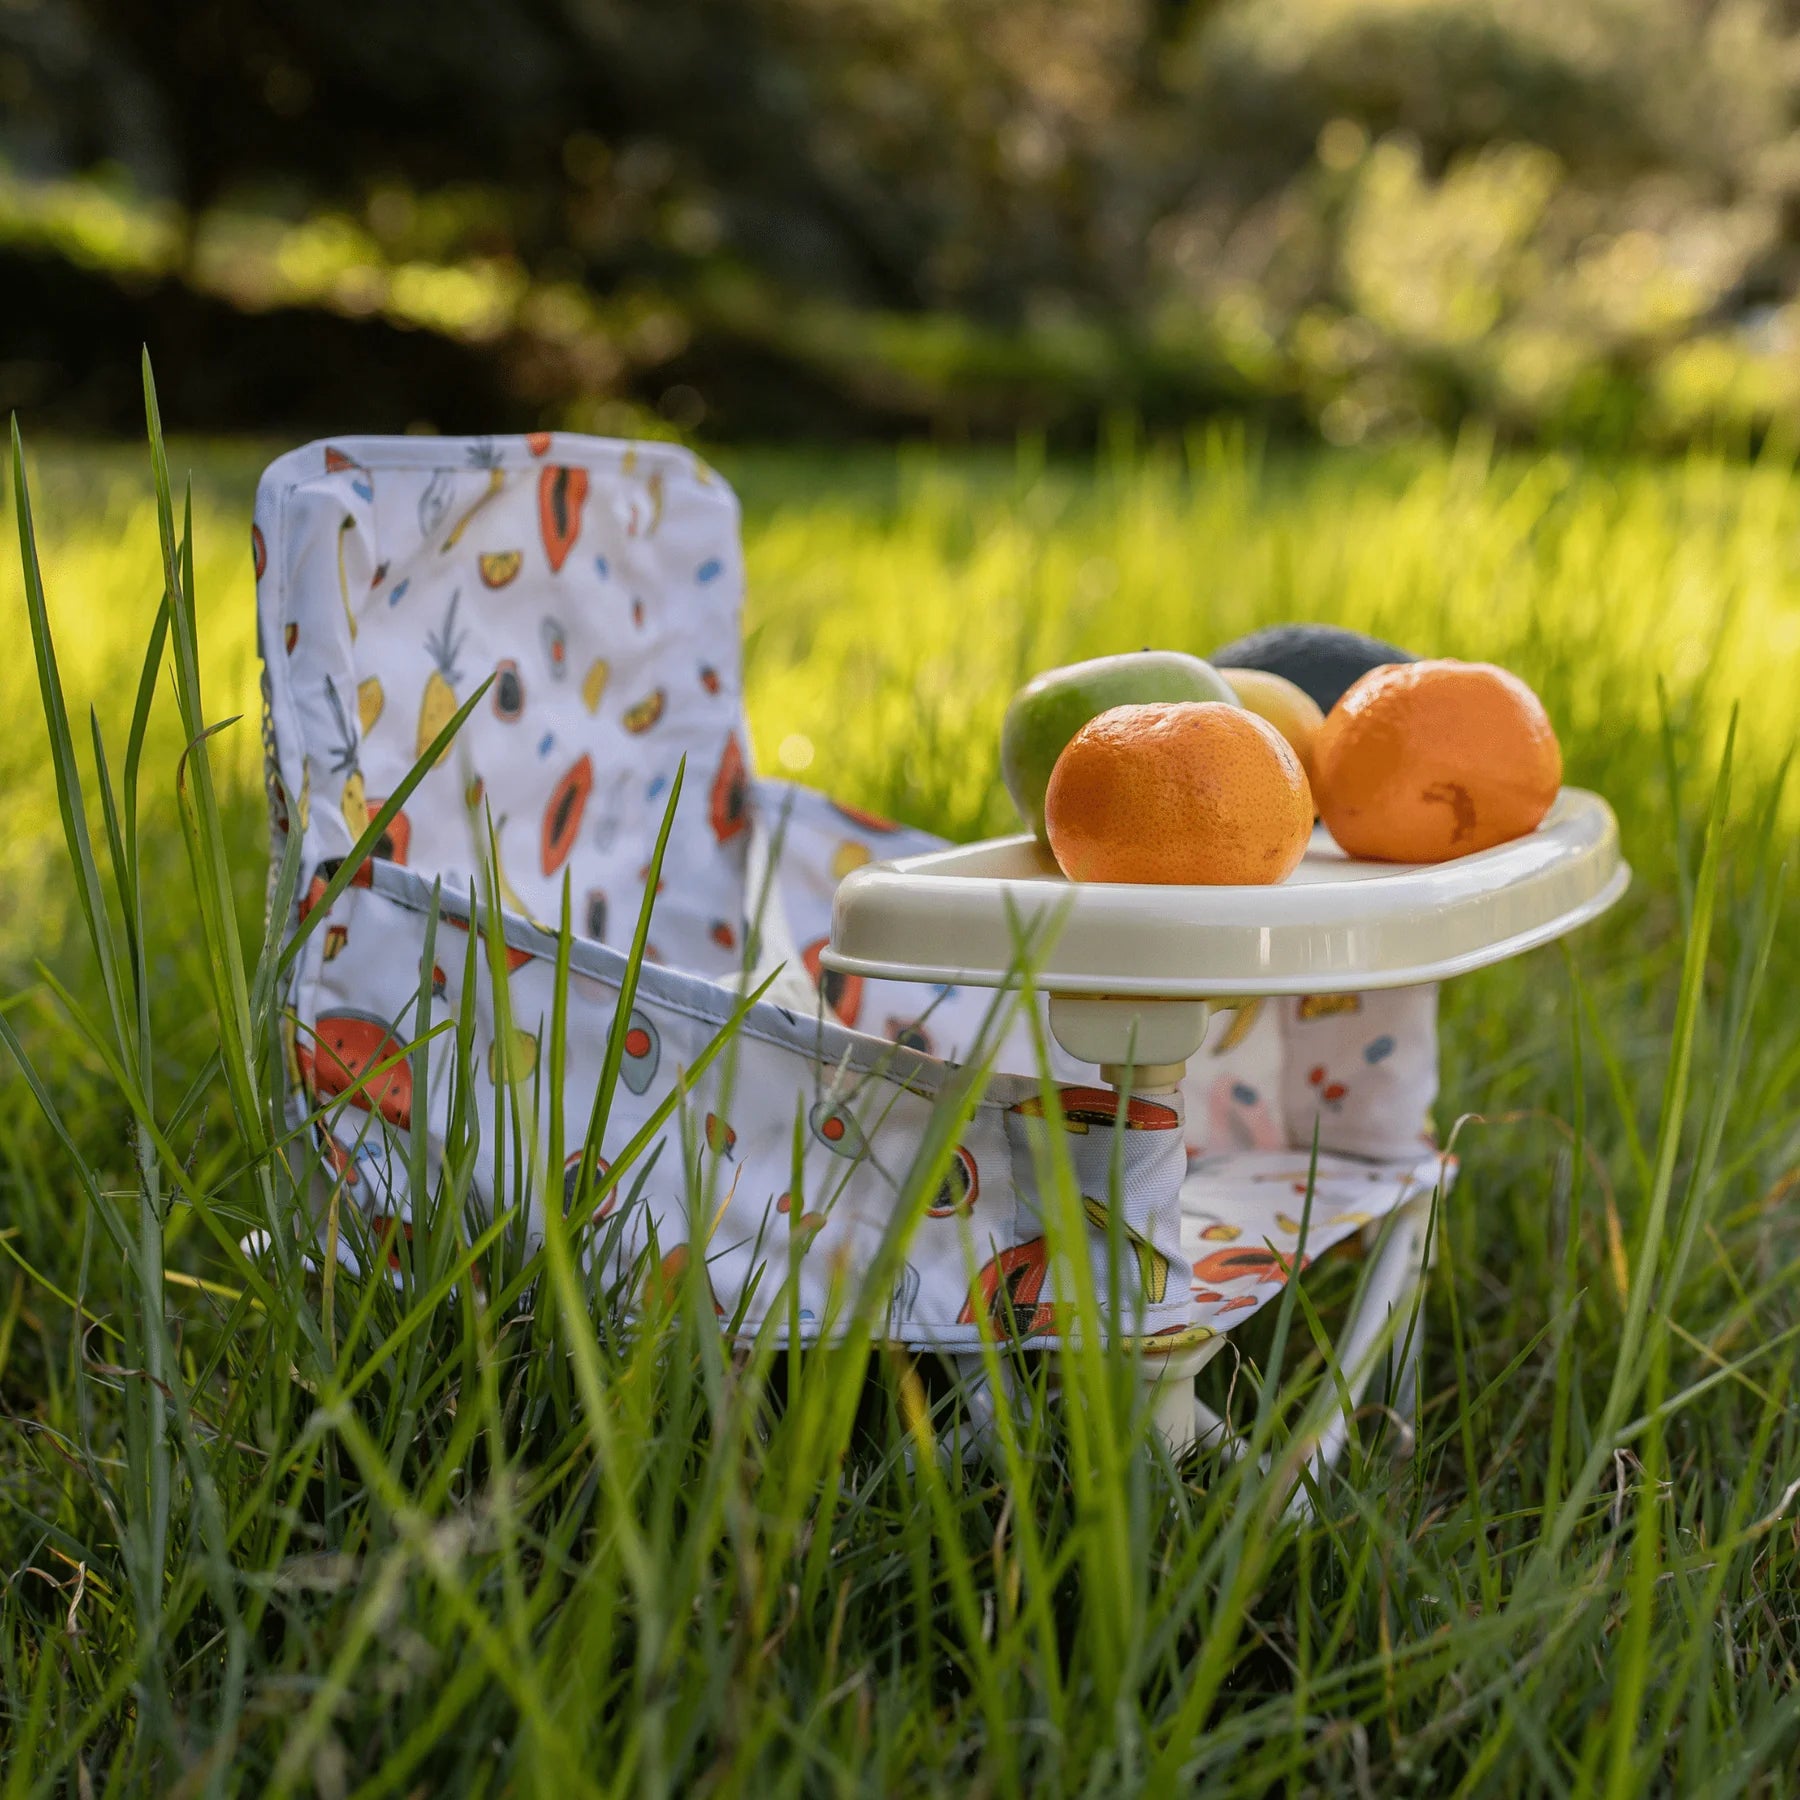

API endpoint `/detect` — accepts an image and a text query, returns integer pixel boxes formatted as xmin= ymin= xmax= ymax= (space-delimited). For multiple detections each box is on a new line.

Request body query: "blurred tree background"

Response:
xmin=6 ymin=0 xmax=1800 ymax=446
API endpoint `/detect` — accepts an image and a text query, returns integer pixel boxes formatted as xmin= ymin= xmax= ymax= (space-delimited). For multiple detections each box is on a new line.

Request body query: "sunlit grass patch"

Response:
xmin=0 ymin=418 xmax=1796 ymax=1791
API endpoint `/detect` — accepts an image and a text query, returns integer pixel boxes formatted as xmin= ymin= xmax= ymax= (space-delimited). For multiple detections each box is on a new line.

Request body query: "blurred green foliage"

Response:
xmin=8 ymin=0 xmax=1800 ymax=444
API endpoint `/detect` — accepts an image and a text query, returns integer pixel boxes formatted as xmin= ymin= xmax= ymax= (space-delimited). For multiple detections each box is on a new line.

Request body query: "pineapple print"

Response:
xmin=357 ymin=676 xmax=384 ymax=734
xmin=418 ymin=590 xmax=467 ymax=765
xmin=322 ymin=676 xmax=368 ymax=836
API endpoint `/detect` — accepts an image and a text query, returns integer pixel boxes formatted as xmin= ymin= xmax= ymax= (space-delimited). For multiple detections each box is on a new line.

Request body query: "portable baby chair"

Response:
xmin=255 ymin=433 xmax=1449 ymax=1466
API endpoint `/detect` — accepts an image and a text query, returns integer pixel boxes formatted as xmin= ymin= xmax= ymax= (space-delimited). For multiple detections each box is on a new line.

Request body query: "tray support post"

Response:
xmin=1045 ymin=994 xmax=1210 ymax=1094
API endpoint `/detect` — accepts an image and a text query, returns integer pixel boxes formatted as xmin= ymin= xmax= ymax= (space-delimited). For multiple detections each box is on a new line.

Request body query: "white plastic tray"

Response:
xmin=823 ymin=787 xmax=1628 ymax=998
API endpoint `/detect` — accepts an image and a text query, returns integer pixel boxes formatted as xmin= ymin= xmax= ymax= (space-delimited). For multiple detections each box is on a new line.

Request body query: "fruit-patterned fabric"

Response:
xmin=258 ymin=434 xmax=1450 ymax=1350
xmin=255 ymin=434 xmax=751 ymax=977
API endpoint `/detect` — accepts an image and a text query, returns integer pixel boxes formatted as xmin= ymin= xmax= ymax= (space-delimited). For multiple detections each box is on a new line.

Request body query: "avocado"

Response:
xmin=1209 ymin=624 xmax=1417 ymax=714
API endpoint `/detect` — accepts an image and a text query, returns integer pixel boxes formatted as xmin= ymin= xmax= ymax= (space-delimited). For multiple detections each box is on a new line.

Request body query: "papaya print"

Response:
xmin=526 ymin=430 xmax=553 ymax=457
xmin=335 ymin=516 xmax=359 ymax=641
xmin=809 ymin=1097 xmax=868 ymax=1160
xmin=709 ymin=920 xmax=737 ymax=951
xmin=709 ymin=734 xmax=748 ymax=843
xmin=542 ymin=618 xmax=568 ymax=679
xmin=887 ymin=1017 xmax=934 ymax=1056
xmin=284 ymin=621 xmax=298 ymax=654
xmin=538 ymin=466 xmax=589 ymax=572
xmin=493 ymin=659 xmax=525 ymax=721
xmin=1189 ymin=1245 xmax=1310 ymax=1287
xmin=801 ymin=938 xmax=862 ymax=1027
xmin=776 ymin=1192 xmax=829 ymax=1236
xmin=541 ymin=754 xmax=593 ymax=876
xmin=1009 ymin=1086 xmax=1180 ymax=1135
xmin=478 ymin=550 xmax=522 ymax=589
xmin=1079 ymin=1197 xmax=1170 ymax=1303
xmin=562 ymin=1150 xmax=614 ymax=1217
xmin=619 ymin=1010 xmax=660 ymax=1094
xmin=357 ymin=676 xmax=384 ymax=735
xmin=644 ymin=1244 xmax=723 ymax=1317
xmin=581 ymin=658 xmax=609 ymax=714
xmin=960 ymin=1239 xmax=1054 ymax=1338
xmin=699 ymin=665 xmax=720 ymax=695
xmin=622 ymin=690 xmax=666 ymax=735
xmin=322 ymin=676 xmax=368 ymax=836
xmin=363 ymin=801 xmax=410 ymax=865
xmin=417 ymin=591 xmax=467 ymax=764
xmin=370 ymin=1215 xmax=413 ymax=1276
xmin=704 ymin=1113 xmax=737 ymax=1159
xmin=297 ymin=853 xmax=375 ymax=926
xmin=296 ymin=1009 xmax=414 ymax=1128
xmin=252 ymin=523 xmax=267 ymax=581
xmin=926 ymin=1146 xmax=978 ymax=1218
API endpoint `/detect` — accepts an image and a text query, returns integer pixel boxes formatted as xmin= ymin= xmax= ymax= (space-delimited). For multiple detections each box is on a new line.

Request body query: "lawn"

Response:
xmin=1 ymin=416 xmax=1797 ymax=1794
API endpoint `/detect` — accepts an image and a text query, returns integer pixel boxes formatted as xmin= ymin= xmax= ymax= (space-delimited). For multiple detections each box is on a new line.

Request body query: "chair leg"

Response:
xmin=1289 ymin=1189 xmax=1435 ymax=1506
xmin=1141 ymin=1340 xmax=1224 ymax=1454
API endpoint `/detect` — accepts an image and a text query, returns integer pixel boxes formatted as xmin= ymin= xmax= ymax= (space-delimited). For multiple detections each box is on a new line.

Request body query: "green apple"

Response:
xmin=1000 ymin=650 xmax=1238 ymax=841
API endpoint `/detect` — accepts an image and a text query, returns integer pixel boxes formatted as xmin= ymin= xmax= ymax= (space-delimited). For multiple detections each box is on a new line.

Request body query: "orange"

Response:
xmin=1313 ymin=659 xmax=1561 ymax=863
xmin=1221 ymin=668 xmax=1325 ymax=789
xmin=1045 ymin=702 xmax=1314 ymax=886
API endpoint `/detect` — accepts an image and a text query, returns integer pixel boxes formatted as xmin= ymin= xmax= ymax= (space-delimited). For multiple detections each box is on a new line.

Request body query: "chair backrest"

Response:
xmin=254 ymin=434 xmax=751 ymax=977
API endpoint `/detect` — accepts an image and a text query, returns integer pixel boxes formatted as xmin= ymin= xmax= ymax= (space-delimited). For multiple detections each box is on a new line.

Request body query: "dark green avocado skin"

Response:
xmin=1209 ymin=625 xmax=1417 ymax=714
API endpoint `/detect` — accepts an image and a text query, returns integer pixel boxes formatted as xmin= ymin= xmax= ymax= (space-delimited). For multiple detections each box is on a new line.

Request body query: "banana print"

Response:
xmin=1211 ymin=998 xmax=1264 ymax=1054
xmin=336 ymin=516 xmax=358 ymax=642
xmin=1081 ymin=1197 xmax=1171 ymax=1304
xmin=443 ymin=465 xmax=505 ymax=551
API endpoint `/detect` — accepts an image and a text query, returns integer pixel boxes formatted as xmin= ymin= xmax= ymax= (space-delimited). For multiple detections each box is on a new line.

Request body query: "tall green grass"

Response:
xmin=0 ymin=404 xmax=1796 ymax=1793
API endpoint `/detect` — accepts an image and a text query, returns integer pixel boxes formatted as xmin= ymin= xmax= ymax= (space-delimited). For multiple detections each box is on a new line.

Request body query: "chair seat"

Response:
xmin=1178 ymin=1149 xmax=1451 ymax=1331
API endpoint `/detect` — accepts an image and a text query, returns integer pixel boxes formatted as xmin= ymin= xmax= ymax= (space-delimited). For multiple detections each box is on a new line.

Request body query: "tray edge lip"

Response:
xmin=820 ymin=859 xmax=1632 ymax=995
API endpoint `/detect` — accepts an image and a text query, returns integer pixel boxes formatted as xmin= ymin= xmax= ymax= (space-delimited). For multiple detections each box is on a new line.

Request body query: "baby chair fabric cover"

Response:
xmin=255 ymin=433 xmax=1448 ymax=1351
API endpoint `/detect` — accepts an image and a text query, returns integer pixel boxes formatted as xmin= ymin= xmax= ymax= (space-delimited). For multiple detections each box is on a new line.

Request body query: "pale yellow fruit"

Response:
xmin=1221 ymin=668 xmax=1326 ymax=791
